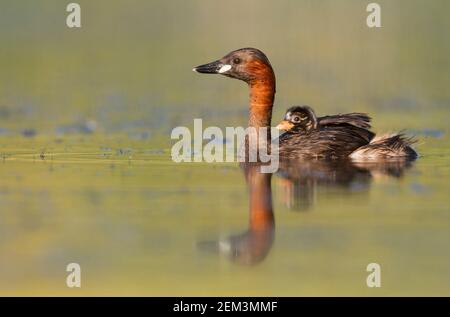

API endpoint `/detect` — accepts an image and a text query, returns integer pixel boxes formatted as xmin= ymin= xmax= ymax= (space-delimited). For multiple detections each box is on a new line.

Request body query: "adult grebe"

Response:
xmin=193 ymin=48 xmax=417 ymax=160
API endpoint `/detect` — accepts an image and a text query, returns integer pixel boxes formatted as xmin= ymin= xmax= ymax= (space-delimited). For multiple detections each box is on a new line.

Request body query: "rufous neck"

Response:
xmin=248 ymin=70 xmax=276 ymax=129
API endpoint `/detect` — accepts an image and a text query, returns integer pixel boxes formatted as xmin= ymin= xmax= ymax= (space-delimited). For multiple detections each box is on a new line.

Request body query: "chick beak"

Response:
xmin=193 ymin=59 xmax=231 ymax=74
xmin=276 ymin=120 xmax=294 ymax=131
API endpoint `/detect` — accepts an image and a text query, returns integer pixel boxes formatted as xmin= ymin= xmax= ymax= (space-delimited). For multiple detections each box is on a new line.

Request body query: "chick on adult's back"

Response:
xmin=277 ymin=106 xmax=417 ymax=160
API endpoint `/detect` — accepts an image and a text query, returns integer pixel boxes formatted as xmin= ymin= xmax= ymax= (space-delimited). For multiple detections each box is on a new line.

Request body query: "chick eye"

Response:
xmin=292 ymin=116 xmax=301 ymax=122
xmin=233 ymin=57 xmax=241 ymax=64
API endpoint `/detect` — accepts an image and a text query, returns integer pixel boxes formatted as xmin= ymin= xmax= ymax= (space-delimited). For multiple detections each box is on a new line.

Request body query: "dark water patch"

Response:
xmin=144 ymin=149 xmax=165 ymax=155
xmin=21 ymin=128 xmax=37 ymax=138
xmin=373 ymin=96 xmax=420 ymax=110
xmin=0 ymin=128 xmax=10 ymax=135
xmin=203 ymin=135 xmax=230 ymax=145
xmin=95 ymin=94 xmax=169 ymax=133
xmin=128 ymin=131 xmax=151 ymax=140
xmin=56 ymin=120 xmax=97 ymax=135
xmin=410 ymin=183 xmax=432 ymax=195
xmin=410 ymin=128 xmax=445 ymax=139
xmin=0 ymin=103 xmax=36 ymax=120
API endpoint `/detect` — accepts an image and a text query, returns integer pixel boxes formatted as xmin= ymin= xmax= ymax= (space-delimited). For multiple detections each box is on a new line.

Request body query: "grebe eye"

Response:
xmin=233 ymin=57 xmax=241 ymax=64
xmin=292 ymin=116 xmax=301 ymax=122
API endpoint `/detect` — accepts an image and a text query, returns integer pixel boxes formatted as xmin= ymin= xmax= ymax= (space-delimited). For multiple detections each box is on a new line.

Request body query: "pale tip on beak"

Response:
xmin=217 ymin=64 xmax=232 ymax=74
xmin=219 ymin=240 xmax=232 ymax=254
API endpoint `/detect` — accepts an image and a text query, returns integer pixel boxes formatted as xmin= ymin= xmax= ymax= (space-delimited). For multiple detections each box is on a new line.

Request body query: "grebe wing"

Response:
xmin=318 ymin=113 xmax=372 ymax=130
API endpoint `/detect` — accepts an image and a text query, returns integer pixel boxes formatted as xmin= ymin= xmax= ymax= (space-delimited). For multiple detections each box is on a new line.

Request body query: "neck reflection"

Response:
xmin=198 ymin=164 xmax=275 ymax=265
xmin=198 ymin=159 xmax=414 ymax=265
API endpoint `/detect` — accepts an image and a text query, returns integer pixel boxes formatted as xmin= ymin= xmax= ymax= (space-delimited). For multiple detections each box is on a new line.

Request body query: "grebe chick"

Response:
xmin=276 ymin=105 xmax=373 ymax=133
xmin=277 ymin=106 xmax=418 ymax=160
xmin=276 ymin=106 xmax=375 ymax=159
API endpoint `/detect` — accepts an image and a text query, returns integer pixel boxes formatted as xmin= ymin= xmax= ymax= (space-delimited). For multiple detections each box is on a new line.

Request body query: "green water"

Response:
xmin=0 ymin=0 xmax=449 ymax=296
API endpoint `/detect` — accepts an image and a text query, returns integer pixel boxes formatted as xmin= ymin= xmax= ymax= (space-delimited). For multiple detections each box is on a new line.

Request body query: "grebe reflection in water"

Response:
xmin=198 ymin=164 xmax=274 ymax=265
xmin=197 ymin=160 xmax=413 ymax=265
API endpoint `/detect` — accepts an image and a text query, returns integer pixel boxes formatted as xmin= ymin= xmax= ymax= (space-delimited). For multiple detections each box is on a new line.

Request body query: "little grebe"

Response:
xmin=193 ymin=48 xmax=417 ymax=160
xmin=276 ymin=105 xmax=373 ymax=132
xmin=277 ymin=106 xmax=417 ymax=160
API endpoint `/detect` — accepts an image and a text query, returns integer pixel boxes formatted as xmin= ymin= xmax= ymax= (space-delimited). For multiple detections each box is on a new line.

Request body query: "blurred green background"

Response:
xmin=0 ymin=0 xmax=449 ymax=136
xmin=0 ymin=0 xmax=449 ymax=296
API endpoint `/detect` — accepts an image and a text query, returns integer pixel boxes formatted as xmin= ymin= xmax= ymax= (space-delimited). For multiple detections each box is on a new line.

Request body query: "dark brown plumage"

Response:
xmin=349 ymin=133 xmax=417 ymax=160
xmin=318 ymin=113 xmax=372 ymax=130
xmin=276 ymin=106 xmax=374 ymax=159
xmin=279 ymin=125 xmax=374 ymax=159
xmin=277 ymin=106 xmax=417 ymax=160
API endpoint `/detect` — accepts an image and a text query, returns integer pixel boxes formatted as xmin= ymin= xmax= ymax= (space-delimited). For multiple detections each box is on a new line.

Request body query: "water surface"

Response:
xmin=0 ymin=134 xmax=448 ymax=296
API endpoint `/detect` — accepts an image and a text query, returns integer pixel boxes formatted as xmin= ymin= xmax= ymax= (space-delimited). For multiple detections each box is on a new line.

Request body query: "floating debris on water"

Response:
xmin=116 ymin=148 xmax=133 ymax=156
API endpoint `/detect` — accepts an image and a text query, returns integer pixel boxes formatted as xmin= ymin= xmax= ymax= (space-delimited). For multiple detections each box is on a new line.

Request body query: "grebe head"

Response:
xmin=193 ymin=48 xmax=274 ymax=84
xmin=276 ymin=106 xmax=318 ymax=132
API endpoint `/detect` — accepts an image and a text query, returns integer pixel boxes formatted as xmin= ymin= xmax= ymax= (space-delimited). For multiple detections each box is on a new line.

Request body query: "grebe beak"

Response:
xmin=193 ymin=60 xmax=231 ymax=74
xmin=275 ymin=120 xmax=294 ymax=131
